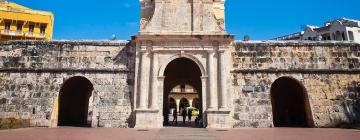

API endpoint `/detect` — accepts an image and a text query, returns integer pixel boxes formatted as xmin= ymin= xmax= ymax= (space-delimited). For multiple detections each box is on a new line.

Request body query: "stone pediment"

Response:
xmin=140 ymin=0 xmax=226 ymax=35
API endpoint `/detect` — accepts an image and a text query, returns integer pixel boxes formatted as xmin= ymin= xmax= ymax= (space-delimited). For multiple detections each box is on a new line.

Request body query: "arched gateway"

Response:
xmin=163 ymin=58 xmax=203 ymax=126
xmin=58 ymin=76 xmax=93 ymax=127
xmin=271 ymin=77 xmax=314 ymax=127
xmin=133 ymin=0 xmax=233 ymax=128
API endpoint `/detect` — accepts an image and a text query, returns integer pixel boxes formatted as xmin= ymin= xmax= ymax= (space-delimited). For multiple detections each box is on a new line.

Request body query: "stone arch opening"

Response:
xmin=192 ymin=98 xmax=200 ymax=109
xmin=158 ymin=54 xmax=206 ymax=77
xmin=348 ymin=31 xmax=354 ymax=41
xmin=180 ymin=98 xmax=190 ymax=109
xmin=163 ymin=57 xmax=203 ymax=127
xmin=169 ymin=98 xmax=176 ymax=112
xmin=270 ymin=77 xmax=313 ymax=127
xmin=335 ymin=31 xmax=342 ymax=41
xmin=58 ymin=76 xmax=94 ymax=127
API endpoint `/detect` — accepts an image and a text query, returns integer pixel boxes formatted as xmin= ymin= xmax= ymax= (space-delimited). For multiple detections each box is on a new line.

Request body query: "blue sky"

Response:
xmin=11 ymin=0 xmax=360 ymax=40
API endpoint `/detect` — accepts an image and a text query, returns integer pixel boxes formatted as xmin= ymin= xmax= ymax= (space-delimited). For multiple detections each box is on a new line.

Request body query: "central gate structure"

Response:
xmin=133 ymin=0 xmax=233 ymax=128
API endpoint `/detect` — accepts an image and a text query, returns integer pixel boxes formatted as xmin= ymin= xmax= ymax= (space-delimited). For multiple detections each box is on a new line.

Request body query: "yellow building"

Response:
xmin=0 ymin=1 xmax=54 ymax=41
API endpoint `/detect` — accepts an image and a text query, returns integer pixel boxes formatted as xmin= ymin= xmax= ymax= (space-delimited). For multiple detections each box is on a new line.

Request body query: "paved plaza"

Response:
xmin=0 ymin=127 xmax=359 ymax=140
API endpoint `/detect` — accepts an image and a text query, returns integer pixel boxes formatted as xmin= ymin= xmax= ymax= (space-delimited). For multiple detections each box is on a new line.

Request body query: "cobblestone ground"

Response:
xmin=0 ymin=127 xmax=359 ymax=140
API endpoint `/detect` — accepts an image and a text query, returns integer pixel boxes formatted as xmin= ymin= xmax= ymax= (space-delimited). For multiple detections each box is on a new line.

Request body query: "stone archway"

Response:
xmin=335 ymin=31 xmax=342 ymax=41
xmin=162 ymin=57 xmax=203 ymax=127
xmin=58 ymin=76 xmax=93 ymax=127
xmin=169 ymin=98 xmax=176 ymax=109
xmin=179 ymin=98 xmax=190 ymax=110
xmin=158 ymin=54 xmax=206 ymax=78
xmin=270 ymin=77 xmax=313 ymax=127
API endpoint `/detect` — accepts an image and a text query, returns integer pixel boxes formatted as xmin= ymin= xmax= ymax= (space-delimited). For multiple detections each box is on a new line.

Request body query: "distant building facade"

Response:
xmin=0 ymin=1 xmax=54 ymax=41
xmin=168 ymin=84 xmax=200 ymax=112
xmin=273 ymin=18 xmax=360 ymax=42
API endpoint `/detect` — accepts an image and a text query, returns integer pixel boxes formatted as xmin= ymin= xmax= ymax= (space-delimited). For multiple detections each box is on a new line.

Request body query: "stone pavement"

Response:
xmin=209 ymin=128 xmax=360 ymax=140
xmin=0 ymin=127 xmax=360 ymax=140
xmin=155 ymin=128 xmax=218 ymax=140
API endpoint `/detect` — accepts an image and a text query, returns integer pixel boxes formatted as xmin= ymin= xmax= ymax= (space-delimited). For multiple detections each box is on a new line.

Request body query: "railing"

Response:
xmin=0 ymin=30 xmax=46 ymax=38
xmin=25 ymin=32 xmax=46 ymax=38
xmin=171 ymin=88 xmax=196 ymax=93
xmin=271 ymin=32 xmax=303 ymax=41
xmin=0 ymin=29 xmax=24 ymax=36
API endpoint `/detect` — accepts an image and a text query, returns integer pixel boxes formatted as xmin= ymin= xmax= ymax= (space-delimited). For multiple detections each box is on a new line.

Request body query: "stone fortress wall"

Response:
xmin=231 ymin=41 xmax=360 ymax=128
xmin=0 ymin=41 xmax=135 ymax=128
xmin=0 ymin=40 xmax=359 ymax=128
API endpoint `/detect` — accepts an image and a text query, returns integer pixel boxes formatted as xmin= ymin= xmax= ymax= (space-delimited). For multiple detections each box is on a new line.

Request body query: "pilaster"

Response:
xmin=207 ymin=51 xmax=218 ymax=110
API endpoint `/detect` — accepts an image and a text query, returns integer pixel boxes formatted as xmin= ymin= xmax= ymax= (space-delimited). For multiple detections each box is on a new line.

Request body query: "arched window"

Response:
xmin=348 ymin=31 xmax=354 ymax=41
xmin=168 ymin=98 xmax=176 ymax=110
xmin=335 ymin=31 xmax=342 ymax=41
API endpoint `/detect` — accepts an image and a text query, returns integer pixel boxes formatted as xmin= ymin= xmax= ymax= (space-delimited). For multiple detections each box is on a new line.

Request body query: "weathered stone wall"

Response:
xmin=1 ymin=40 xmax=360 ymax=129
xmin=0 ymin=40 xmax=135 ymax=128
xmin=231 ymin=41 xmax=360 ymax=128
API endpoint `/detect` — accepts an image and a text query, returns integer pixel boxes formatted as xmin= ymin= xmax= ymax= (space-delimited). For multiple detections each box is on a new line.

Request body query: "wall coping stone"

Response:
xmin=231 ymin=69 xmax=360 ymax=74
xmin=0 ymin=40 xmax=130 ymax=46
xmin=0 ymin=68 xmax=132 ymax=73
xmin=1 ymin=40 xmax=359 ymax=47
xmin=233 ymin=40 xmax=360 ymax=47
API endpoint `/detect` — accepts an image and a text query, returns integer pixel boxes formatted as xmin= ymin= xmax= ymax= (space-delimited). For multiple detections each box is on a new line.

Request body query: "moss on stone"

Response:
xmin=0 ymin=118 xmax=29 ymax=129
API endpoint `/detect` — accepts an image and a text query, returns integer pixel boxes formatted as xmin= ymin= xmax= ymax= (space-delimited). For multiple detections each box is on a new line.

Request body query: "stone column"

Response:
xmin=189 ymin=99 xmax=193 ymax=107
xmin=345 ymin=31 xmax=350 ymax=41
xmin=201 ymin=76 xmax=207 ymax=112
xmin=219 ymin=51 xmax=227 ymax=110
xmin=207 ymin=51 xmax=218 ymax=110
xmin=176 ymin=99 xmax=180 ymax=112
xmin=157 ymin=76 xmax=165 ymax=108
xmin=138 ymin=50 xmax=150 ymax=110
xmin=149 ymin=52 xmax=158 ymax=109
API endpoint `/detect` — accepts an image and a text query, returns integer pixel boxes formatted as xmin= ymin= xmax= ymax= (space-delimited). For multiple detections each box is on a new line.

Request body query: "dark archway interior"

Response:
xmin=271 ymin=77 xmax=310 ymax=127
xmin=192 ymin=98 xmax=200 ymax=109
xmin=169 ymin=98 xmax=176 ymax=110
xmin=163 ymin=57 xmax=202 ymax=126
xmin=58 ymin=76 xmax=93 ymax=127
xmin=180 ymin=98 xmax=190 ymax=109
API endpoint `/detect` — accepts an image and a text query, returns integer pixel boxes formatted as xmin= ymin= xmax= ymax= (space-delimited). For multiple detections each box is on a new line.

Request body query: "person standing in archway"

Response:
xmin=181 ymin=108 xmax=186 ymax=124
xmin=188 ymin=108 xmax=192 ymax=123
xmin=172 ymin=109 xmax=178 ymax=124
